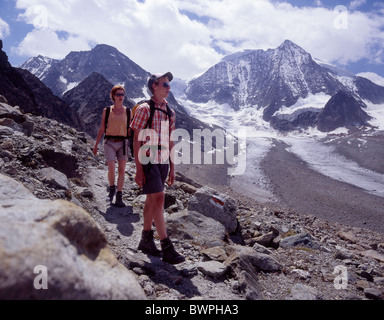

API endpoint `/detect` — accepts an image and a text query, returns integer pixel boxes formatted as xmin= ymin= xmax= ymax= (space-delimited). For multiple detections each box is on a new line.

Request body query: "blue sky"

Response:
xmin=0 ymin=0 xmax=384 ymax=85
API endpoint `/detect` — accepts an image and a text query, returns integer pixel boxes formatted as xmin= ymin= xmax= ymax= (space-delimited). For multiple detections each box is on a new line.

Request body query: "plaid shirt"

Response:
xmin=130 ymin=99 xmax=176 ymax=163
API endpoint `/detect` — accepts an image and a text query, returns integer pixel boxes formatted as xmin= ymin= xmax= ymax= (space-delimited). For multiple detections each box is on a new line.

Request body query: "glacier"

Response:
xmin=177 ymin=93 xmax=384 ymax=201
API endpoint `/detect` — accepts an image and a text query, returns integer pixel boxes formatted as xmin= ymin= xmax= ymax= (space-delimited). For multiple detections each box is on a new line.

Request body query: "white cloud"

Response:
xmin=0 ymin=18 xmax=10 ymax=38
xmin=16 ymin=29 xmax=91 ymax=59
xmin=357 ymin=72 xmax=384 ymax=87
xmin=11 ymin=0 xmax=384 ymax=80
xmin=14 ymin=0 xmax=220 ymax=78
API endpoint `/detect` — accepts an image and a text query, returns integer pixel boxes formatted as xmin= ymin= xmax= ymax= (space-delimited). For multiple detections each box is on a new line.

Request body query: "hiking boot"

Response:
xmin=161 ymin=238 xmax=185 ymax=265
xmin=108 ymin=185 xmax=116 ymax=204
xmin=138 ymin=230 xmax=161 ymax=257
xmin=115 ymin=191 xmax=126 ymax=208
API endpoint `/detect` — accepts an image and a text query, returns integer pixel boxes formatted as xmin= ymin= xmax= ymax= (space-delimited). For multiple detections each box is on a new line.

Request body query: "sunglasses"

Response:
xmin=115 ymin=93 xmax=125 ymax=97
xmin=160 ymin=82 xmax=170 ymax=88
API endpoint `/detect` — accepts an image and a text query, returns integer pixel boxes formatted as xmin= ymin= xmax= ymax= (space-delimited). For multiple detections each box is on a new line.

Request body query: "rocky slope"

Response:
xmin=1 ymin=98 xmax=384 ymax=300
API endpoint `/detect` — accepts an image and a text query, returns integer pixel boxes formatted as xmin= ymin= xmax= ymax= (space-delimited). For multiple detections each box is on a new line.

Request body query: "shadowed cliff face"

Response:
xmin=316 ymin=91 xmax=371 ymax=132
xmin=0 ymin=40 xmax=85 ymax=132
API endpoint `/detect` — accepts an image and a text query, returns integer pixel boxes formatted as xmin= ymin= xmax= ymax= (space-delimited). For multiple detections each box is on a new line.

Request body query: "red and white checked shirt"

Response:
xmin=130 ymin=99 xmax=176 ymax=163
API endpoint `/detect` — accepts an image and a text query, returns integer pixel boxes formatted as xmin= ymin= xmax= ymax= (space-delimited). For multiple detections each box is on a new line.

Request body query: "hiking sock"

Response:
xmin=160 ymin=238 xmax=185 ymax=265
xmin=138 ymin=230 xmax=161 ymax=256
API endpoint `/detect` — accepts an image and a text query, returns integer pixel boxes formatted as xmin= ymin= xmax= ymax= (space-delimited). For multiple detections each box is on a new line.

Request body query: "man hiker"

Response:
xmin=130 ymin=72 xmax=185 ymax=265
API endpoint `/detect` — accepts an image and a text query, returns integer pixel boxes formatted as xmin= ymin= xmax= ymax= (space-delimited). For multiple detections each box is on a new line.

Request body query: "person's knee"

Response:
xmin=147 ymin=192 xmax=165 ymax=205
xmin=107 ymin=161 xmax=116 ymax=169
xmin=118 ymin=161 xmax=127 ymax=173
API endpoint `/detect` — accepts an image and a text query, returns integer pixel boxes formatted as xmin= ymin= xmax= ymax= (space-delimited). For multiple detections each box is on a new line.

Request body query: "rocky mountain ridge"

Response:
xmin=20 ymin=40 xmax=384 ymax=134
xmin=185 ymin=40 xmax=384 ymax=132
xmin=0 ymin=41 xmax=209 ymax=142
xmin=1 ymin=97 xmax=384 ymax=300
xmin=18 ymin=43 xmax=208 ymax=139
xmin=0 ymin=40 xmax=85 ymax=132
xmin=20 ymin=44 xmax=149 ymax=99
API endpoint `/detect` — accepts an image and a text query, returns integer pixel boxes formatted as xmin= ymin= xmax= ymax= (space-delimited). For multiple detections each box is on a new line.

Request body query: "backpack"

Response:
xmin=131 ymin=99 xmax=174 ymax=157
xmin=104 ymin=106 xmax=133 ymax=157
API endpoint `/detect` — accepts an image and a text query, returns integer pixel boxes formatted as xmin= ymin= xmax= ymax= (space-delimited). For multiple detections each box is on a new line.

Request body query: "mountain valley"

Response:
xmin=1 ymin=39 xmax=384 ymax=300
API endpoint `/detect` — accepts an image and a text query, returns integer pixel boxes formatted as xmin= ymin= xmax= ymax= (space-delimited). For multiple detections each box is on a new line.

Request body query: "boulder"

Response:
xmin=225 ymin=246 xmax=282 ymax=273
xmin=280 ymin=233 xmax=321 ymax=250
xmin=188 ymin=186 xmax=238 ymax=233
xmin=223 ymin=246 xmax=281 ymax=300
xmin=290 ymin=284 xmax=319 ymax=300
xmin=196 ymin=261 xmax=228 ymax=279
xmin=40 ymin=167 xmax=69 ymax=190
xmin=0 ymin=173 xmax=146 ymax=300
xmin=166 ymin=210 xmax=227 ymax=248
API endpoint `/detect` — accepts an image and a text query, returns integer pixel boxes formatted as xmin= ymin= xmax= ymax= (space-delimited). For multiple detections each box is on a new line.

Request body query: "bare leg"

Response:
xmin=143 ymin=191 xmax=167 ymax=240
xmin=117 ymin=159 xmax=127 ymax=191
xmin=107 ymin=161 xmax=116 ymax=186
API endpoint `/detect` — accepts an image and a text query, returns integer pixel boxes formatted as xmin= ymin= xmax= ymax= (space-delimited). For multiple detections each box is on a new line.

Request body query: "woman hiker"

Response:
xmin=93 ymin=85 xmax=131 ymax=207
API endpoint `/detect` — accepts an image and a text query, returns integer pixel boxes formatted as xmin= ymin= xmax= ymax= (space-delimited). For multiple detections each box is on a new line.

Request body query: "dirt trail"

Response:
xmin=83 ymin=166 xmax=143 ymax=252
xmin=82 ymin=165 xmax=243 ymax=300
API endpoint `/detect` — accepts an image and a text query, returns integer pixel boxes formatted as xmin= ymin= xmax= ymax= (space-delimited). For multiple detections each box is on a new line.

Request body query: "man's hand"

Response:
xmin=135 ymin=167 xmax=146 ymax=188
xmin=167 ymin=168 xmax=175 ymax=186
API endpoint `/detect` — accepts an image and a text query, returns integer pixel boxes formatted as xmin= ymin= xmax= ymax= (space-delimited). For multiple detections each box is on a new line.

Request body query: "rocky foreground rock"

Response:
xmin=1 ymin=99 xmax=384 ymax=300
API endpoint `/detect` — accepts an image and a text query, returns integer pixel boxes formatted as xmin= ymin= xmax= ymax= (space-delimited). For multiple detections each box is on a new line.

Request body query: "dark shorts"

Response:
xmin=143 ymin=164 xmax=169 ymax=195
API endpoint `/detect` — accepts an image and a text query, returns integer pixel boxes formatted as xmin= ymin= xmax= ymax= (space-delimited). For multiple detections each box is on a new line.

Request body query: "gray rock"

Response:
xmin=0 ymin=173 xmax=146 ymax=300
xmin=201 ymin=246 xmax=228 ymax=262
xmin=224 ymin=246 xmax=274 ymax=300
xmin=188 ymin=186 xmax=238 ymax=233
xmin=290 ymin=284 xmax=319 ymax=300
xmin=0 ymin=103 xmax=34 ymax=136
xmin=61 ymin=140 xmax=73 ymax=154
xmin=252 ymin=243 xmax=274 ymax=255
xmin=40 ymin=167 xmax=69 ymax=190
xmin=197 ymin=261 xmax=228 ymax=279
xmin=0 ymin=125 xmax=15 ymax=136
xmin=225 ymin=246 xmax=281 ymax=273
xmin=166 ymin=210 xmax=227 ymax=248
xmin=280 ymin=233 xmax=321 ymax=250
xmin=364 ymin=288 xmax=383 ymax=300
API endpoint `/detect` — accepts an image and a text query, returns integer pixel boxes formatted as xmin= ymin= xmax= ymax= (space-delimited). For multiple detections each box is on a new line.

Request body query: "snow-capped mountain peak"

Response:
xmin=20 ymin=55 xmax=59 ymax=80
xmin=184 ymin=40 xmax=384 ymax=132
xmin=20 ymin=44 xmax=150 ymax=98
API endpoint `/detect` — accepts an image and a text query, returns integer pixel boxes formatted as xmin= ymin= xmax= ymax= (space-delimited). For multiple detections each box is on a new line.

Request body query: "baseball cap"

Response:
xmin=148 ymin=72 xmax=173 ymax=91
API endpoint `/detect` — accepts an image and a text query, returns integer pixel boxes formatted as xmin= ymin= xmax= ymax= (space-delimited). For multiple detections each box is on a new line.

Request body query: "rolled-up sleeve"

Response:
xmin=130 ymin=104 xmax=150 ymax=131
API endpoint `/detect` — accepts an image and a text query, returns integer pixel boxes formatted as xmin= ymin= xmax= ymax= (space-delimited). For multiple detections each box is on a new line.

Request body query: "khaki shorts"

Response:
xmin=104 ymin=139 xmax=129 ymax=162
